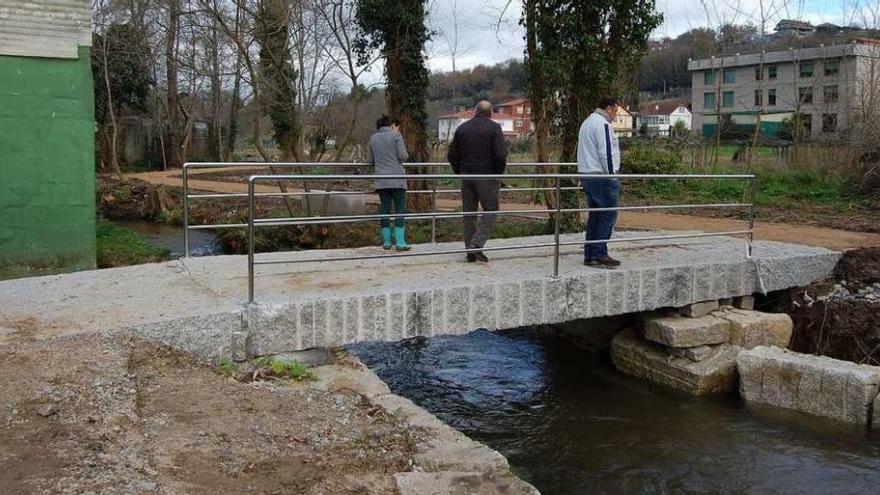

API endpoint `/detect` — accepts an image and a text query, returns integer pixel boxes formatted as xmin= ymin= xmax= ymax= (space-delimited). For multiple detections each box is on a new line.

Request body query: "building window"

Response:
xmin=526 ymin=107 xmax=531 ymax=115
xmin=704 ymin=92 xmax=716 ymax=108
xmin=754 ymin=90 xmax=762 ymax=106
xmin=822 ymin=113 xmax=837 ymax=132
xmin=704 ymin=70 xmax=715 ymax=85
xmin=723 ymin=69 xmax=736 ymax=83
xmin=768 ymin=88 xmax=777 ymax=106
xmin=824 ymin=85 xmax=839 ymax=102
xmin=755 ymin=66 xmax=763 ymax=80
xmin=722 ymin=91 xmax=734 ymax=108
xmin=799 ymin=87 xmax=813 ymax=104
xmin=768 ymin=65 xmax=777 ymax=79
xmin=800 ymin=62 xmax=814 ymax=78
xmin=515 ymin=119 xmax=523 ymax=128
xmin=516 ymin=107 xmax=524 ymax=114
xmin=825 ymin=59 xmax=840 ymax=76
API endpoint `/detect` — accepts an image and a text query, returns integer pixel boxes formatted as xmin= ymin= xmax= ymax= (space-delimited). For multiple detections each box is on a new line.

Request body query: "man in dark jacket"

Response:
xmin=447 ymin=101 xmax=508 ymax=262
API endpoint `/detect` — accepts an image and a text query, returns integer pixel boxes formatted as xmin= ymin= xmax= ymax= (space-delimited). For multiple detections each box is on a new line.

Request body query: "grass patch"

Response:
xmin=255 ymin=357 xmax=315 ymax=381
xmin=217 ymin=357 xmax=239 ymax=377
xmin=96 ymin=220 xmax=171 ymax=268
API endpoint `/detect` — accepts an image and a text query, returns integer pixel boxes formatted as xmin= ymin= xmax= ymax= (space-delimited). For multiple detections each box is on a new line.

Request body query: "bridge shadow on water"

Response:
xmin=349 ymin=328 xmax=880 ymax=494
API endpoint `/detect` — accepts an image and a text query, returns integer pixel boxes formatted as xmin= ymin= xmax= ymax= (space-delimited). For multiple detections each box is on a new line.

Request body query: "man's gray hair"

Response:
xmin=475 ymin=100 xmax=493 ymax=117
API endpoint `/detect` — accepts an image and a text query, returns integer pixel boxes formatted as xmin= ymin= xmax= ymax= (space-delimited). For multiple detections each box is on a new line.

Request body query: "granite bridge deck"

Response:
xmin=0 ymin=232 xmax=839 ymax=359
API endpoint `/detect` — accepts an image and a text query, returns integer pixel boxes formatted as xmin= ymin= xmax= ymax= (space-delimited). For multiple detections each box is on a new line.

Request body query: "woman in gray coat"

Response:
xmin=367 ymin=115 xmax=411 ymax=251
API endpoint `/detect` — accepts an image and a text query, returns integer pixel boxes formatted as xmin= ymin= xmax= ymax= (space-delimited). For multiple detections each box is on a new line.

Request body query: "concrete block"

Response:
xmin=389 ymin=292 xmax=407 ymax=340
xmin=299 ymin=301 xmax=317 ymax=348
xmin=244 ymin=304 xmax=300 ymax=356
xmin=497 ymin=282 xmax=522 ymax=329
xmin=666 ymin=345 xmax=716 ymax=362
xmin=643 ymin=314 xmax=730 ymax=348
xmin=719 ymin=298 xmax=734 ymax=307
xmin=431 ymin=289 xmax=445 ymax=336
xmin=672 ymin=266 xmax=694 ymax=307
xmin=714 ymin=308 xmax=792 ymax=349
xmin=231 ymin=330 xmax=249 ymax=361
xmin=471 ymin=285 xmax=497 ymax=330
xmin=737 ymin=347 xmax=880 ymax=426
xmin=624 ymin=270 xmax=640 ymax=314
xmin=726 ymin=263 xmax=745 ymax=296
xmin=404 ymin=292 xmax=420 ymax=339
xmin=444 ymin=286 xmax=471 ymax=334
xmin=656 ymin=267 xmax=676 ymax=307
xmin=589 ymin=272 xmax=610 ymax=317
xmin=566 ymin=277 xmax=591 ymax=320
xmin=710 ymin=263 xmax=728 ymax=299
xmin=414 ymin=290 xmax=435 ymax=336
xmin=694 ymin=264 xmax=713 ymax=302
xmin=394 ymin=472 xmax=540 ymax=495
xmin=679 ymin=300 xmax=719 ymax=318
xmin=544 ymin=279 xmax=568 ymax=323
xmin=321 ymin=299 xmax=345 ymax=347
xmin=521 ymin=279 xmax=545 ymax=326
xmin=608 ymin=271 xmax=627 ymax=315
xmin=342 ymin=298 xmax=360 ymax=344
xmin=611 ymin=328 xmax=740 ymax=395
xmin=639 ymin=269 xmax=658 ymax=312
xmin=361 ymin=294 xmax=387 ymax=343
xmin=734 ymin=295 xmax=756 ymax=310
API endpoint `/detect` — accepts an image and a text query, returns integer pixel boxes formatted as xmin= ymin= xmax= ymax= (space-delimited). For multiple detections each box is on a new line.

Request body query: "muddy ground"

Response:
xmin=767 ymin=247 xmax=880 ymax=365
xmin=0 ymin=335 xmax=419 ymax=494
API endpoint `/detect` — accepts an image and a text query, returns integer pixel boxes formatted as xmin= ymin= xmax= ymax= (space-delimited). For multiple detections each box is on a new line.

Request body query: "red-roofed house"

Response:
xmin=437 ymin=98 xmax=534 ymax=142
xmin=635 ymin=100 xmax=692 ymax=136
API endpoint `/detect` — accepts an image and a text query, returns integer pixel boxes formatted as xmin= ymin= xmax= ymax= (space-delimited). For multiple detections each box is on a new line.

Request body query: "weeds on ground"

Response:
xmin=255 ymin=357 xmax=316 ymax=381
xmin=217 ymin=357 xmax=239 ymax=377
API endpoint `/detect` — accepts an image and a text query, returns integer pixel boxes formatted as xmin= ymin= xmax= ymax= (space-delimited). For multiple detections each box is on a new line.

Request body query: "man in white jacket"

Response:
xmin=577 ymin=96 xmax=622 ymax=268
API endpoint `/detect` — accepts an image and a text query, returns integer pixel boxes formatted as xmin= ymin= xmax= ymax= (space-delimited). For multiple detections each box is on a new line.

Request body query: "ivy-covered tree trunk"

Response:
xmin=524 ymin=0 xmax=662 ymax=232
xmin=355 ymin=0 xmax=431 ymax=209
xmin=257 ymin=0 xmax=302 ymax=162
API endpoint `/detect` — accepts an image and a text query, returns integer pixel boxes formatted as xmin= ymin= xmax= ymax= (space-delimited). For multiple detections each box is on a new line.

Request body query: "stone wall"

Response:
xmin=0 ymin=45 xmax=96 ymax=277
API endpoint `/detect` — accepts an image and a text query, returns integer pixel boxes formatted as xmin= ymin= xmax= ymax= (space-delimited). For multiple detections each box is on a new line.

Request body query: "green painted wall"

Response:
xmin=0 ymin=46 xmax=96 ymax=278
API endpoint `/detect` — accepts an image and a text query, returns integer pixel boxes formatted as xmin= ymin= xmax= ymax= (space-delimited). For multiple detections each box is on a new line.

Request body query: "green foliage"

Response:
xmin=96 ymin=220 xmax=171 ymax=268
xmin=256 ymin=0 xmax=301 ymax=159
xmin=157 ymin=208 xmax=183 ymax=225
xmin=621 ymin=145 xmax=682 ymax=174
xmin=91 ymin=24 xmax=153 ymax=125
xmin=356 ymin=0 xmax=432 ymax=161
xmin=217 ymin=357 xmax=238 ymax=377
xmin=255 ymin=357 xmax=315 ymax=381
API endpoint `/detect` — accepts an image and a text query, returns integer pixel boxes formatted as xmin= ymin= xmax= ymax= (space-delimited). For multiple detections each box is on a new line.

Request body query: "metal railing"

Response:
xmin=182 ymin=161 xmax=588 ymax=255
xmin=234 ymin=170 xmax=757 ymax=304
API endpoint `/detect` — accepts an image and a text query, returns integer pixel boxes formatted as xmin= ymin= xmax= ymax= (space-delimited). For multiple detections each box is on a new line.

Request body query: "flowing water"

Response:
xmin=350 ymin=329 xmax=880 ymax=494
xmin=112 ymin=220 xmax=221 ymax=257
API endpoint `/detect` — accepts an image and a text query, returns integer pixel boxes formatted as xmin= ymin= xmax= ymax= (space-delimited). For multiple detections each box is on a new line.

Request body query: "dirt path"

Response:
xmin=126 ymin=170 xmax=880 ymax=251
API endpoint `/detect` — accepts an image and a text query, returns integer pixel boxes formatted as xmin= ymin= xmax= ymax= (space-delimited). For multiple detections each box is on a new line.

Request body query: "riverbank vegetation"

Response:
xmin=96 ymin=220 xmax=171 ymax=268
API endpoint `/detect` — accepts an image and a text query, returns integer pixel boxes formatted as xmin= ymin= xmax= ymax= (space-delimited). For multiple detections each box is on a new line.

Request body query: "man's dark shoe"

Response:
xmin=595 ymin=255 xmax=621 ymax=268
xmin=473 ymin=251 xmax=489 ymax=263
xmin=466 ymin=253 xmax=477 ymax=262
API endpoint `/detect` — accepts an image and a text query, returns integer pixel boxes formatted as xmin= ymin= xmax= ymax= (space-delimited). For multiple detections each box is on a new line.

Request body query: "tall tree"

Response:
xmin=256 ymin=0 xmax=302 ymax=161
xmin=525 ymin=0 xmax=662 ymax=229
xmin=166 ymin=0 xmax=183 ymax=168
xmin=355 ymin=0 xmax=431 ymax=164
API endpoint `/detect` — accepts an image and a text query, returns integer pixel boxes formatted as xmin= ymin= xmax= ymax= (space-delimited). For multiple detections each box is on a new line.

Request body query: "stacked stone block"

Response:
xmin=611 ymin=299 xmax=794 ymax=395
xmin=737 ymin=347 xmax=880 ymax=427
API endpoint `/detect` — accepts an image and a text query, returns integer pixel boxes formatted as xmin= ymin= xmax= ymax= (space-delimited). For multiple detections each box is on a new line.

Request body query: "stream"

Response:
xmin=350 ymin=328 xmax=880 ymax=494
xmin=112 ymin=220 xmax=222 ymax=257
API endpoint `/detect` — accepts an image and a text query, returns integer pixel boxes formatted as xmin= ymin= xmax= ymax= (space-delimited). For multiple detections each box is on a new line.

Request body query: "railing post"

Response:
xmin=183 ymin=164 xmax=190 ymax=257
xmin=747 ymin=175 xmax=757 ymax=258
xmin=431 ymin=176 xmax=437 ymax=244
xmin=553 ymin=176 xmax=562 ymax=278
xmin=248 ymin=178 xmax=256 ymax=305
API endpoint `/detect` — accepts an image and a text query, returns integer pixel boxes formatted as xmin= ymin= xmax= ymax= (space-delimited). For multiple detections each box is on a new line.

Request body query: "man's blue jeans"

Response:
xmin=581 ymin=178 xmax=619 ymax=260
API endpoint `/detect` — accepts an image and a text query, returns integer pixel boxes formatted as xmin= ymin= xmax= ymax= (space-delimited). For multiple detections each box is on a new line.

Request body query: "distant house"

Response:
xmin=636 ymin=100 xmax=692 ymax=136
xmin=775 ymin=19 xmax=815 ymax=38
xmin=437 ymin=110 xmax=519 ymax=142
xmin=437 ymin=98 xmax=535 ymax=142
xmin=613 ymin=106 xmax=635 ymax=137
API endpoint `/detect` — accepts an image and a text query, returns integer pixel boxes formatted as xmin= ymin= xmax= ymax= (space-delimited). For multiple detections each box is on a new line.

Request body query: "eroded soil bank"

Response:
xmin=768 ymin=247 xmax=880 ymax=365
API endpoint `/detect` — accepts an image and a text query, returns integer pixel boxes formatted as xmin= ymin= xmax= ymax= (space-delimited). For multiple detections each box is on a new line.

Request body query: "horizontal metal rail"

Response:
xmin=242 ymin=171 xmax=758 ymax=304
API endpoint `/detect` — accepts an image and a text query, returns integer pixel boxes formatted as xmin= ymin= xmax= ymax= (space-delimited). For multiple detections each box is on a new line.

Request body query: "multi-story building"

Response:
xmin=437 ymin=98 xmax=534 ymax=142
xmin=688 ymin=39 xmax=880 ymax=140
xmin=635 ymin=100 xmax=691 ymax=136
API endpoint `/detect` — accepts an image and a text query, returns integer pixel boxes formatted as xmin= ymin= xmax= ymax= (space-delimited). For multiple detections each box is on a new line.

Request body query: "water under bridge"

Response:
xmin=0 ymin=232 xmax=839 ymax=359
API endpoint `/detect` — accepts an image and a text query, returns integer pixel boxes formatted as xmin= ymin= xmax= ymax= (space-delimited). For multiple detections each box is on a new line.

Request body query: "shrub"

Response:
xmin=621 ymin=144 xmax=682 ymax=174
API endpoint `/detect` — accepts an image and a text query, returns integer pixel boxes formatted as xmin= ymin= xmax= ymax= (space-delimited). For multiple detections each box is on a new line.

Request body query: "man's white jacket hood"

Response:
xmin=576 ymin=109 xmax=621 ymax=174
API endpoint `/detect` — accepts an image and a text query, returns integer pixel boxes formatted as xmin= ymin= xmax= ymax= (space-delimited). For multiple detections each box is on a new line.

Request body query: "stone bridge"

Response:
xmin=0 ymin=232 xmax=839 ymax=359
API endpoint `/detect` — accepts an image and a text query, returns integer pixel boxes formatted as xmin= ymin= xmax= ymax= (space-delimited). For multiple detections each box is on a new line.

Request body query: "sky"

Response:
xmin=419 ymin=0 xmax=866 ymax=74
